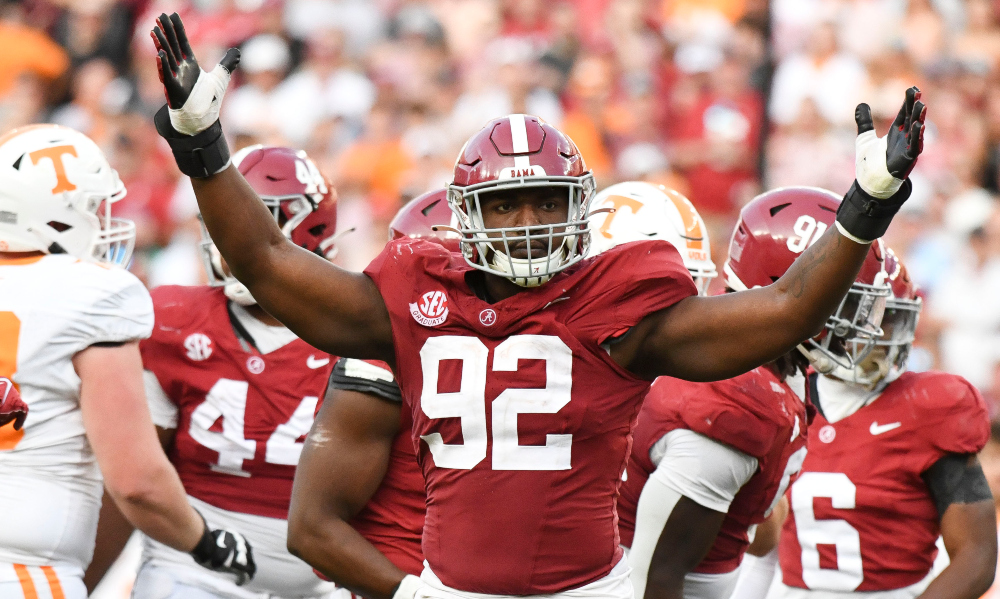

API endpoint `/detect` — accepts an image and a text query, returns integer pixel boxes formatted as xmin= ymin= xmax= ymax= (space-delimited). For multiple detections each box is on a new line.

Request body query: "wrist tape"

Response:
xmin=154 ymin=104 xmax=231 ymax=178
xmin=836 ymin=179 xmax=911 ymax=243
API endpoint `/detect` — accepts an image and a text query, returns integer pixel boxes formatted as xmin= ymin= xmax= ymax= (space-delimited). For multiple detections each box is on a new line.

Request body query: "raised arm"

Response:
xmin=617 ymin=89 xmax=926 ymax=381
xmin=149 ymin=13 xmax=392 ymax=360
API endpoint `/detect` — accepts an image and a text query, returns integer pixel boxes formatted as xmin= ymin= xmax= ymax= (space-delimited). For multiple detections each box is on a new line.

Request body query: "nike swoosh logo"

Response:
xmin=870 ymin=421 xmax=902 ymax=435
xmin=306 ymin=355 xmax=331 ymax=369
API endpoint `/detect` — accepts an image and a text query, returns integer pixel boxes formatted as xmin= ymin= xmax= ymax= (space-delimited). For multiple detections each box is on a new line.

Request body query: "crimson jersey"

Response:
xmin=780 ymin=371 xmax=990 ymax=592
xmin=618 ymin=367 xmax=809 ymax=573
xmin=329 ymin=358 xmax=426 ymax=575
xmin=364 ymin=238 xmax=696 ymax=594
xmin=140 ymin=286 xmax=335 ymax=519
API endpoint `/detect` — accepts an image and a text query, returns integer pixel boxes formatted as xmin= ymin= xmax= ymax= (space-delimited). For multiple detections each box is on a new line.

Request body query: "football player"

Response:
xmin=729 ymin=192 xmax=997 ymax=599
xmin=291 ymin=190 xmax=456 ymax=598
xmin=0 ymin=124 xmax=254 ymax=599
xmin=588 ymin=182 xmax=813 ymax=599
xmin=124 ymin=145 xmax=339 ymax=599
xmin=149 ymin=13 xmax=926 ymax=599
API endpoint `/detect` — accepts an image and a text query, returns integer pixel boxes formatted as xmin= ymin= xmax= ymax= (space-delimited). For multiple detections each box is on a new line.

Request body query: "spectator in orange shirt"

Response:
xmin=0 ymin=2 xmax=69 ymax=98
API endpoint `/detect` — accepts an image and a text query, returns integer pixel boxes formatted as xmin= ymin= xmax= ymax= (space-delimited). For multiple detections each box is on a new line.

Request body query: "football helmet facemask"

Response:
xmin=200 ymin=145 xmax=341 ymax=305
xmin=447 ymin=114 xmax=596 ymax=287
xmin=861 ymin=247 xmax=922 ymax=386
xmin=724 ymin=186 xmax=892 ymax=385
xmin=588 ymin=181 xmax=716 ymax=295
xmin=0 ymin=124 xmax=135 ymax=267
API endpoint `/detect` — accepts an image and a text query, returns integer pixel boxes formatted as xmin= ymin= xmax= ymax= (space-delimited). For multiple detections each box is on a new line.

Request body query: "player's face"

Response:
xmin=477 ymin=187 xmax=570 ymax=259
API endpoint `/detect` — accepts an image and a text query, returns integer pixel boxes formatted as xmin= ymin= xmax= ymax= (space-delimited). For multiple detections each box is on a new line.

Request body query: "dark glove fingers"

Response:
xmin=856 ymin=103 xmax=875 ymax=134
xmin=154 ymin=51 xmax=166 ymax=84
xmin=158 ymin=13 xmax=185 ymax=65
xmin=13 ymin=410 xmax=25 ymax=431
xmin=908 ymin=120 xmax=925 ymax=159
xmin=152 ymin=27 xmax=178 ymax=74
xmin=218 ymin=48 xmax=241 ymax=74
xmin=169 ymin=13 xmax=195 ymax=60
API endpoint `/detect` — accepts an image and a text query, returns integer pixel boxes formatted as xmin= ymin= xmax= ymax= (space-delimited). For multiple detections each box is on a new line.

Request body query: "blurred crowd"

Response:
xmin=2 ymin=0 xmax=1000 ymax=404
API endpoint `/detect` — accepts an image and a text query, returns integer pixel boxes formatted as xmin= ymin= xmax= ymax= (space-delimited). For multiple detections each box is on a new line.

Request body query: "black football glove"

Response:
xmin=189 ymin=518 xmax=256 ymax=586
xmin=837 ymin=86 xmax=927 ymax=243
xmin=151 ymin=12 xmax=239 ymax=177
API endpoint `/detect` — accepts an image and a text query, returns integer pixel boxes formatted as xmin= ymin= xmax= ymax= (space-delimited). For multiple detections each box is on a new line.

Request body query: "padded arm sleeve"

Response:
xmin=328 ymin=358 xmax=401 ymax=403
xmin=921 ymin=453 xmax=993 ymax=519
xmin=649 ymin=429 xmax=759 ymax=512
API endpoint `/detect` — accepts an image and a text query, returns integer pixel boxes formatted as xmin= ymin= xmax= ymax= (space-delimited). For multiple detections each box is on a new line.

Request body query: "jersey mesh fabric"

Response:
xmin=140 ymin=285 xmax=335 ymax=520
xmin=363 ymin=238 xmax=697 ymax=594
xmin=331 ymin=358 xmax=425 ymax=575
xmin=780 ymin=371 xmax=989 ymax=592
xmin=619 ymin=368 xmax=809 ymax=574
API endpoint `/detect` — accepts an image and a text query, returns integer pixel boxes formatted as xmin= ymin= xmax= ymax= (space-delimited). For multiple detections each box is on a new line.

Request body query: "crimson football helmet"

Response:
xmin=200 ymin=145 xmax=341 ymax=305
xmin=724 ymin=186 xmax=892 ymax=385
xmin=868 ymin=247 xmax=922 ymax=385
xmin=447 ymin=114 xmax=596 ymax=286
xmin=388 ymin=189 xmax=461 ymax=252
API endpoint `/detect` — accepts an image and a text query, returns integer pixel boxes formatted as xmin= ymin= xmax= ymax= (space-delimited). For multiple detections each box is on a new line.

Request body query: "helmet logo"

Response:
xmin=499 ymin=164 xmax=547 ymax=179
xmin=409 ymin=290 xmax=449 ymax=327
xmin=29 ymin=145 xmax=78 ymax=193
xmin=479 ymin=308 xmax=497 ymax=326
xmin=294 ymin=157 xmax=328 ymax=203
xmin=184 ymin=333 xmax=213 ymax=361
xmin=787 ymin=215 xmax=828 ymax=253
xmin=664 ymin=190 xmax=706 ymax=254
xmin=596 ymin=195 xmax=643 ymax=239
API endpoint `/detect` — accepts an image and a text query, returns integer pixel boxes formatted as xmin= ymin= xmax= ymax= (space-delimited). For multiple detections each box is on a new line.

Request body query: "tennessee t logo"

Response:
xmin=664 ymin=190 xmax=704 ymax=251
xmin=598 ymin=195 xmax=643 ymax=239
xmin=29 ymin=145 xmax=78 ymax=193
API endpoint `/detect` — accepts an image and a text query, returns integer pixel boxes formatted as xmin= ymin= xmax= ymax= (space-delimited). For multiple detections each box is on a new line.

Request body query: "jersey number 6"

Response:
xmin=419 ymin=335 xmax=572 ymax=471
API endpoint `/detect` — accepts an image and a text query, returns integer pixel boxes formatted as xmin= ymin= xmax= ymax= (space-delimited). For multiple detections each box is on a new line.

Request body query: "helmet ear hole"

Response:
xmin=47 ymin=221 xmax=72 ymax=232
xmin=308 ymin=224 xmax=326 ymax=237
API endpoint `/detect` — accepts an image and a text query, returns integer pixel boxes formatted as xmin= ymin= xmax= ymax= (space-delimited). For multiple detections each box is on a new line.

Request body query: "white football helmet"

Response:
xmin=588 ymin=182 xmax=716 ymax=294
xmin=0 ymin=124 xmax=135 ymax=266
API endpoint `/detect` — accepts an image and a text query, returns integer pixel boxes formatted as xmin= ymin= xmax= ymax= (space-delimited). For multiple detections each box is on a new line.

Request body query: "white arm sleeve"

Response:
xmin=628 ymin=429 xmax=759 ymax=599
xmin=728 ymin=547 xmax=780 ymax=599
xmin=144 ymin=370 xmax=178 ymax=429
xmin=650 ymin=429 xmax=759 ymax=512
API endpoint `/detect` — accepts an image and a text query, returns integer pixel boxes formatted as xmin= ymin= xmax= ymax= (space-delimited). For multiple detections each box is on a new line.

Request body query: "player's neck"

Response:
xmin=243 ymin=303 xmax=284 ymax=327
xmin=482 ymin=272 xmax=527 ymax=303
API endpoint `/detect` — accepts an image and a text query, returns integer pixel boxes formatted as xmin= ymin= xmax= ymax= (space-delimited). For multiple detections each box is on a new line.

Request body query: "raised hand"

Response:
xmin=151 ymin=12 xmax=239 ymax=136
xmin=0 ymin=377 xmax=27 ymax=431
xmin=854 ymin=86 xmax=927 ymax=199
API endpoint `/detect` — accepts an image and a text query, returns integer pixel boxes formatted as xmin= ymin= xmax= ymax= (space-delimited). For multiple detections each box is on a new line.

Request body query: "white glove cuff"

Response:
xmin=392 ymin=575 xmax=425 ymax=599
xmin=855 ymin=130 xmax=903 ymax=199
xmin=169 ymin=63 xmax=233 ymax=136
